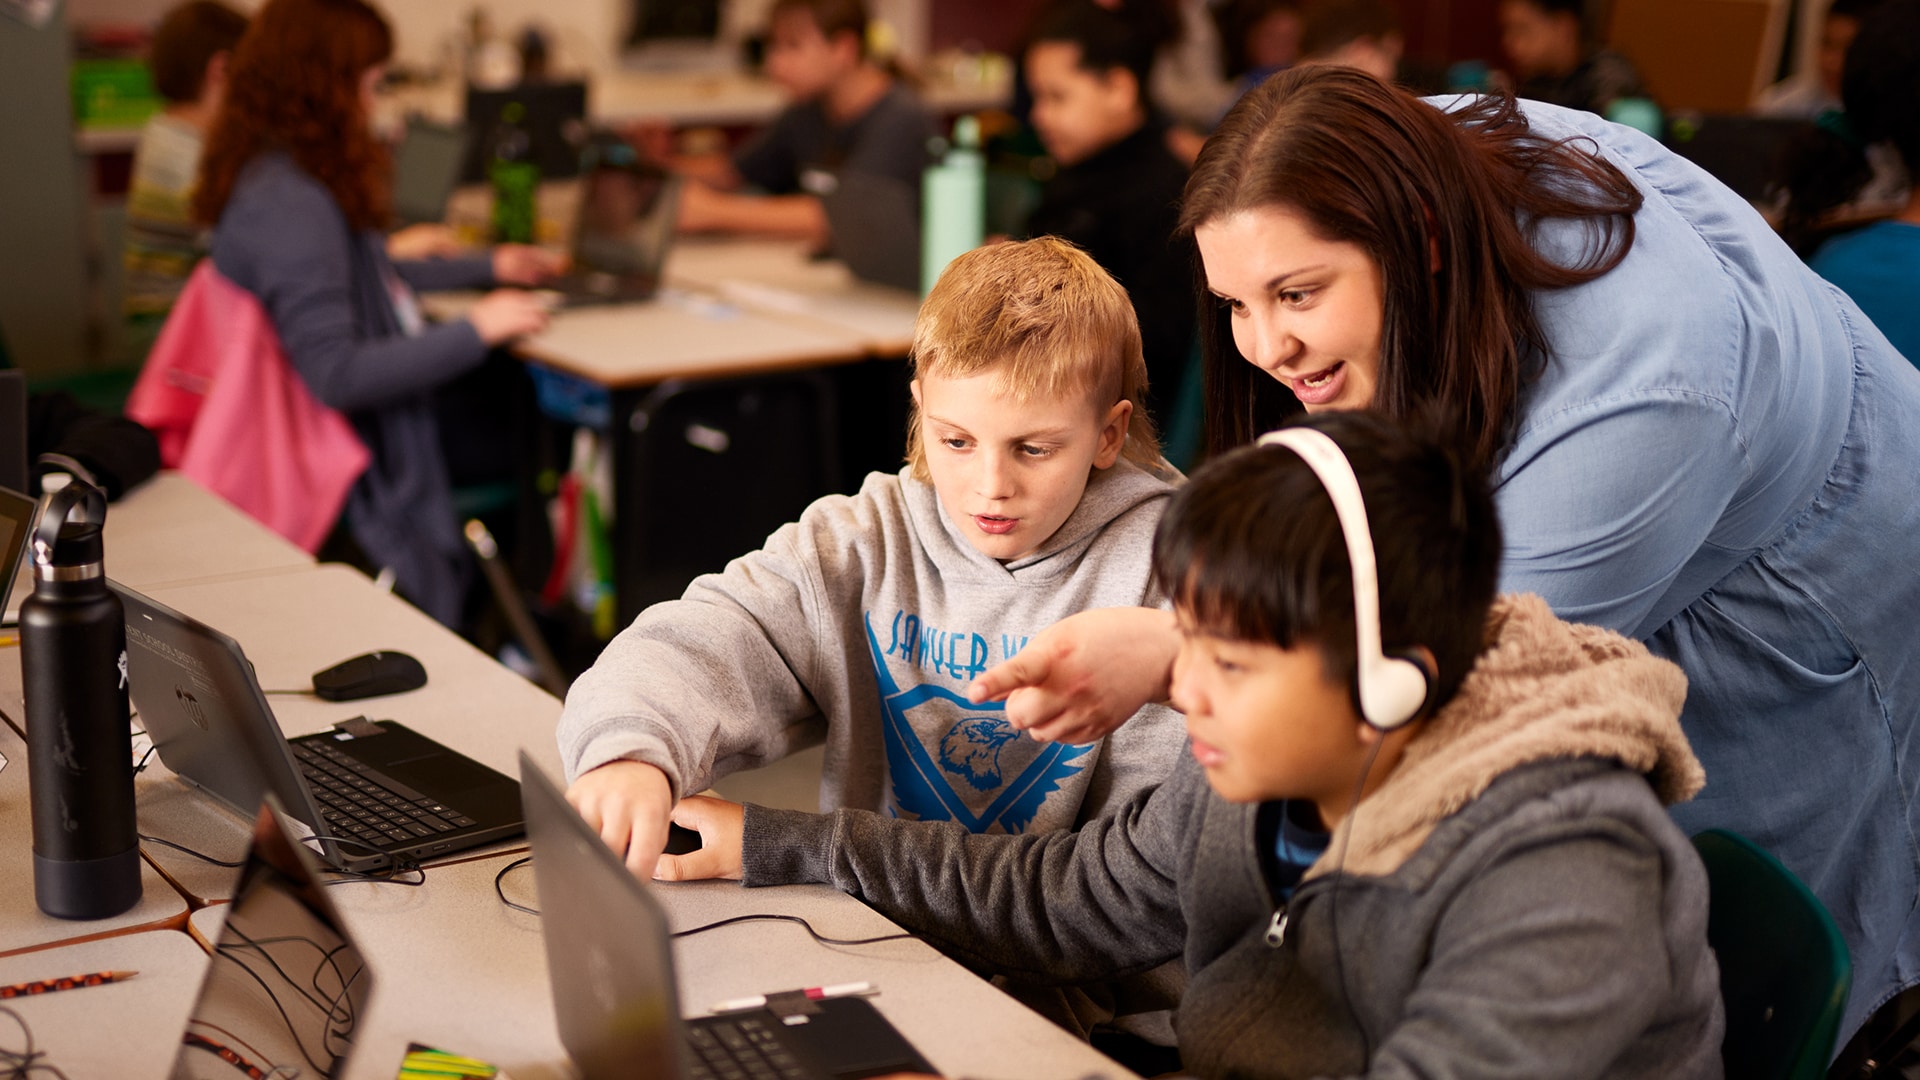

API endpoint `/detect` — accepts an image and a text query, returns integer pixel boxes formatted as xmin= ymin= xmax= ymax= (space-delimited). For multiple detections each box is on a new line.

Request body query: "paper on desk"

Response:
xmin=716 ymin=279 xmax=815 ymax=316
xmin=396 ymin=1042 xmax=514 ymax=1079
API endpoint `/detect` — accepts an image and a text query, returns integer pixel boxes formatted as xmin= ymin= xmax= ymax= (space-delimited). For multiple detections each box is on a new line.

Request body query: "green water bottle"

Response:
xmin=488 ymin=101 xmax=539 ymax=244
xmin=920 ymin=114 xmax=985 ymax=296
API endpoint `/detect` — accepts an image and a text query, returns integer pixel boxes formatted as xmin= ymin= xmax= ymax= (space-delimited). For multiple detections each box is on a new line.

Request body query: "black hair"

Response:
xmin=1026 ymin=0 xmax=1159 ymax=93
xmin=1299 ymin=0 xmax=1401 ymax=58
xmin=149 ymin=0 xmax=248 ymax=103
xmin=1778 ymin=0 xmax=1920 ymax=254
xmin=1152 ymin=409 xmax=1503 ymax=712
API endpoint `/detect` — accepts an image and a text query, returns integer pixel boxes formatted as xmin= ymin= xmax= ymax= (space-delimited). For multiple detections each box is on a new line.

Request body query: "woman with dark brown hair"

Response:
xmin=194 ymin=0 xmax=559 ymax=626
xmin=970 ymin=65 xmax=1920 ymax=1047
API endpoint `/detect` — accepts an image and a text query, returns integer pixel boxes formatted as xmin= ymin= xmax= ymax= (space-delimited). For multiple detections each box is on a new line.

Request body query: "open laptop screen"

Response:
xmin=172 ymin=798 xmax=375 ymax=1078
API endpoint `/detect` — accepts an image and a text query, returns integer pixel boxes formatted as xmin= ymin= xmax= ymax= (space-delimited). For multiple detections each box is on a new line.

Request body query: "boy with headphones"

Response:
xmin=669 ymin=410 xmax=1725 ymax=1078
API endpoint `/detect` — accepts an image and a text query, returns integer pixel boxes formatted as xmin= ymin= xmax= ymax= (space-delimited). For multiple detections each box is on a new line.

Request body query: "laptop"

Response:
xmin=460 ymin=80 xmax=590 ymax=182
xmin=517 ymin=751 xmax=937 ymax=1080
xmin=392 ymin=115 xmax=469 ymax=227
xmin=547 ymin=155 xmax=684 ymax=306
xmin=113 ymin=580 xmax=524 ymax=872
xmin=0 ymin=368 xmax=25 ymax=495
xmin=172 ymin=796 xmax=376 ymax=1079
xmin=0 ymin=484 xmax=36 ymax=627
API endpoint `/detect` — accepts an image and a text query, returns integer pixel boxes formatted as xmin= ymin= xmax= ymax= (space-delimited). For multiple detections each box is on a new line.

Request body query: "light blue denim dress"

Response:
xmin=1484 ymin=101 xmax=1920 ymax=1038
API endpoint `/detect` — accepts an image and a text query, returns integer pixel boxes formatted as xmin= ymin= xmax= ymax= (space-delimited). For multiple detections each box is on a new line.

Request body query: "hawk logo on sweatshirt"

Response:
xmin=866 ymin=614 xmax=1093 ymax=833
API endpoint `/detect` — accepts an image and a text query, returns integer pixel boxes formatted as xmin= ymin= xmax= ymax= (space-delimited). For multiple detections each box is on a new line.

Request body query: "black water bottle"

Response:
xmin=21 ymin=480 xmax=141 ymax=919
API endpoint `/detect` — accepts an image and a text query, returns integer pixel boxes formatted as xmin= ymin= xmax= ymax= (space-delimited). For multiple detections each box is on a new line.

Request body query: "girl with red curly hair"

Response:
xmin=194 ymin=0 xmax=560 ymax=626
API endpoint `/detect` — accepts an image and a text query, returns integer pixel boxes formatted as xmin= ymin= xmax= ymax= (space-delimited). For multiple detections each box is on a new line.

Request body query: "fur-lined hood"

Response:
xmin=1306 ymin=593 xmax=1701 ymax=881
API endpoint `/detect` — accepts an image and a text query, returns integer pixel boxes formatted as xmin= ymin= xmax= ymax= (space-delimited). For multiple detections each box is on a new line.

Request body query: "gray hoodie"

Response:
xmin=559 ymin=459 xmax=1187 ymax=833
xmin=741 ymin=595 xmax=1726 ymax=1079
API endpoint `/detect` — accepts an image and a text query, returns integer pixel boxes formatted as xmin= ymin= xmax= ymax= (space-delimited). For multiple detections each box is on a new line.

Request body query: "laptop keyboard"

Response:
xmin=686 ymin=1015 xmax=816 ymax=1080
xmin=292 ymin=740 xmax=477 ymax=852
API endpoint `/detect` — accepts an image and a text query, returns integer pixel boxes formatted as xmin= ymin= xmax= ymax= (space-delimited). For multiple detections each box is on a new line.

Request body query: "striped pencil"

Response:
xmin=0 ymin=970 xmax=138 ymax=998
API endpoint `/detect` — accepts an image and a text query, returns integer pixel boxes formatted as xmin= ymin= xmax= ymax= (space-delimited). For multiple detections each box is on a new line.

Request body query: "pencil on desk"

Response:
xmin=0 ymin=970 xmax=138 ymax=998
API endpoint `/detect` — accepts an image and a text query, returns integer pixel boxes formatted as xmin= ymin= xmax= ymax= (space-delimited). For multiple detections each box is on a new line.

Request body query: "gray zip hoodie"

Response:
xmin=741 ymin=595 xmax=1726 ymax=1079
xmin=559 ymin=460 xmax=1187 ymax=833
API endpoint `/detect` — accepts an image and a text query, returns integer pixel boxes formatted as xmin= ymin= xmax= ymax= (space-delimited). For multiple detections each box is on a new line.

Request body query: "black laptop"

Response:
xmin=518 ymin=751 xmax=936 ymax=1080
xmin=113 ymin=580 xmax=523 ymax=871
xmin=548 ymin=156 xmax=684 ymax=306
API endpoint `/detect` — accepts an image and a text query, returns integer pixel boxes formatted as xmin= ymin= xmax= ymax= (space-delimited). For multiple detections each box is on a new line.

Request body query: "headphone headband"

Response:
xmin=1256 ymin=427 xmax=1429 ymax=730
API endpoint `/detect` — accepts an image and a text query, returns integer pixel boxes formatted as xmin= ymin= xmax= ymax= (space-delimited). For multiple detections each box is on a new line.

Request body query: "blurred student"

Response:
xmin=123 ymin=0 xmax=247 ymax=351
xmin=1298 ymin=0 xmax=1404 ymax=83
xmin=560 ymin=238 xmax=1182 ymax=881
xmin=1804 ymin=0 xmax=1920 ymax=367
xmin=1220 ymin=0 xmax=1303 ymax=98
xmin=190 ymin=0 xmax=562 ymax=626
xmin=666 ymin=410 xmax=1724 ymax=1080
xmin=667 ymin=0 xmax=932 ymax=261
xmin=1756 ymin=0 xmax=1885 ymax=118
xmin=1023 ymin=0 xmax=1196 ymax=434
xmin=1498 ymin=0 xmax=1649 ymax=117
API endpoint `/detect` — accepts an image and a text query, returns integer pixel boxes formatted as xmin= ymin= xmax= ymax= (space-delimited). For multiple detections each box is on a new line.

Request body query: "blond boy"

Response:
xmin=559 ymin=238 xmax=1185 ymax=881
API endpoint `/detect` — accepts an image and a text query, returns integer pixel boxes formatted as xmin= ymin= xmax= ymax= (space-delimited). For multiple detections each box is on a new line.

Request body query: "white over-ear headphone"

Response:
xmin=1257 ymin=427 xmax=1432 ymax=731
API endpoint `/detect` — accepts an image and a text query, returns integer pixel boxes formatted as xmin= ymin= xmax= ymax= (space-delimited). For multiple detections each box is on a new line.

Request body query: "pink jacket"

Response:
xmin=126 ymin=261 xmax=369 ymax=552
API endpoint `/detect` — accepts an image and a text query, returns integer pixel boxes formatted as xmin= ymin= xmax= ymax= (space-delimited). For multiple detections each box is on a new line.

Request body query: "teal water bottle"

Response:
xmin=920 ymin=115 xmax=985 ymax=296
xmin=488 ymin=101 xmax=539 ymax=244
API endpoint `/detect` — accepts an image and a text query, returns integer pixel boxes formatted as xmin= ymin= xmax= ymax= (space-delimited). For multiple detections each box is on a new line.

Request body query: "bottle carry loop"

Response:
xmin=31 ymin=481 xmax=106 ymax=580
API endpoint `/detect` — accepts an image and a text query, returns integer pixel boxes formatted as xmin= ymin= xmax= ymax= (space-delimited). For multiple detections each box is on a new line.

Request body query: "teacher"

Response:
xmin=973 ymin=65 xmax=1920 ymax=1038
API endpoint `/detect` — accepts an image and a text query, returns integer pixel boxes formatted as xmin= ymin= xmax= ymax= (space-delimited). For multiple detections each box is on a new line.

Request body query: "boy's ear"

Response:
xmin=1094 ymin=398 xmax=1132 ymax=469
xmin=908 ymin=378 xmax=922 ymax=407
xmin=1099 ymin=66 xmax=1143 ymax=115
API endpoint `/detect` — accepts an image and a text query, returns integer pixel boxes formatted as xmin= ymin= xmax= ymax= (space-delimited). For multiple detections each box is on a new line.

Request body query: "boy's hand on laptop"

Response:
xmin=969 ymin=607 xmax=1182 ymax=745
xmin=657 ymin=796 xmax=744 ymax=881
xmin=492 ymin=244 xmax=569 ymax=286
xmin=566 ymin=759 xmax=676 ymax=879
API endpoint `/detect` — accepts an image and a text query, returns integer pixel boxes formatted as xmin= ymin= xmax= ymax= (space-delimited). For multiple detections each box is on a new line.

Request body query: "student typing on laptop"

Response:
xmin=631 ymin=0 xmax=932 ymax=287
xmin=180 ymin=0 xmax=565 ymax=628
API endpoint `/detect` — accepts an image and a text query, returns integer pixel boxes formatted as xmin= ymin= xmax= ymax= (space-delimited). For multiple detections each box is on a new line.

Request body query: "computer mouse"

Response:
xmin=311 ymin=650 xmax=429 ymax=701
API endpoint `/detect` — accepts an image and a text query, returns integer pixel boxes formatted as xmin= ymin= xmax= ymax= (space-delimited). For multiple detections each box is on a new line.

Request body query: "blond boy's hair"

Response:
xmin=906 ymin=237 xmax=1162 ymax=481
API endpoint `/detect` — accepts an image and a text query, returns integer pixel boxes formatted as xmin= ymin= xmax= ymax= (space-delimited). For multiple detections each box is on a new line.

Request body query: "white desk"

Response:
xmin=180 ymin=851 xmax=1126 ymax=1080
xmin=383 ymin=67 xmax=1011 ymax=132
xmin=0 ymin=930 xmax=207 ymax=1079
xmin=5 ymin=471 xmax=315 ymax=625
xmin=0 ymin=718 xmax=189 ymax=957
xmin=666 ymin=236 xmax=920 ymax=357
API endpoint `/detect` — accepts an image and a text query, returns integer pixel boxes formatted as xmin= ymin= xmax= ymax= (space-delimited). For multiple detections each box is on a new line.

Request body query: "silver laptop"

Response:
xmin=171 ymin=796 xmax=376 ymax=1080
xmin=0 ymin=484 xmax=36 ymax=626
xmin=115 ymin=580 xmax=524 ymax=872
xmin=517 ymin=751 xmax=936 ymax=1080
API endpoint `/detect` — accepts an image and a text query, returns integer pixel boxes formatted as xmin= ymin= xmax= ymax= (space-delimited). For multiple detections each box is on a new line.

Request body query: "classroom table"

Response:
xmin=0 ymin=553 xmax=1133 ymax=1079
xmin=381 ymin=65 xmax=1011 ymax=133
xmin=421 ymin=235 xmax=922 ymax=624
xmin=0 ymin=717 xmax=190 ymax=957
xmin=0 ymin=930 xmax=207 ymax=1078
xmin=3 ymin=470 xmax=316 ymax=625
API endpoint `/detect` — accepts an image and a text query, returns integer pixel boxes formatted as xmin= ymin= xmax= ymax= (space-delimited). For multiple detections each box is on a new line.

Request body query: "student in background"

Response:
xmin=1297 ymin=0 xmax=1404 ymax=83
xmin=1498 ymin=0 xmax=1649 ymax=117
xmin=666 ymin=410 xmax=1724 ymax=1080
xmin=1755 ymin=0 xmax=1886 ymax=118
xmin=122 ymin=0 xmax=247 ymax=355
xmin=191 ymin=0 xmax=562 ymax=627
xmin=1218 ymin=0 xmax=1303 ymax=106
xmin=1022 ymin=0 xmax=1196 ymax=436
xmin=1804 ymin=0 xmax=1920 ymax=367
xmin=666 ymin=0 xmax=932 ymax=257
xmin=561 ymin=238 xmax=1182 ymax=879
